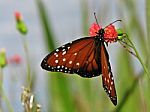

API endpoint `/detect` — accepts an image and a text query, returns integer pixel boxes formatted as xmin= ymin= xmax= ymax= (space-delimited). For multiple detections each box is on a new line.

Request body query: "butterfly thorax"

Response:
xmin=95 ymin=28 xmax=105 ymax=42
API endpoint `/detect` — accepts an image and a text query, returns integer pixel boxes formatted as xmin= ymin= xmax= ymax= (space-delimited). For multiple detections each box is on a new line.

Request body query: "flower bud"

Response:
xmin=117 ymin=29 xmax=126 ymax=40
xmin=15 ymin=11 xmax=28 ymax=35
xmin=0 ymin=48 xmax=7 ymax=68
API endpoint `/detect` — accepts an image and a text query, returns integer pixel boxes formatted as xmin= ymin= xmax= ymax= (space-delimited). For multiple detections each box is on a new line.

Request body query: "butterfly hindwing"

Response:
xmin=41 ymin=37 xmax=101 ymax=78
xmin=101 ymin=43 xmax=117 ymax=105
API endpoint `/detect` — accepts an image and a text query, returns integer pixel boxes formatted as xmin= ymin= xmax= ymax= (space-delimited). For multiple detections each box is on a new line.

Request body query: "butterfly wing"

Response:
xmin=101 ymin=43 xmax=117 ymax=105
xmin=41 ymin=37 xmax=101 ymax=78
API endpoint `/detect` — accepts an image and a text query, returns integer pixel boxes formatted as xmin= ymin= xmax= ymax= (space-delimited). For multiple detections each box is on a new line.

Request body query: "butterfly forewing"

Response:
xmin=41 ymin=37 xmax=101 ymax=78
xmin=101 ymin=43 xmax=117 ymax=105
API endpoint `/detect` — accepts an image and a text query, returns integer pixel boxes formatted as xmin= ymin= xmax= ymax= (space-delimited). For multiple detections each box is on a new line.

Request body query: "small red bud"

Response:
xmin=15 ymin=11 xmax=23 ymax=22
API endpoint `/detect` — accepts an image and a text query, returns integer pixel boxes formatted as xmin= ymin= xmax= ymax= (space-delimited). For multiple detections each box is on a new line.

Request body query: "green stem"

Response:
xmin=22 ymin=38 xmax=31 ymax=89
xmin=0 ymin=67 xmax=14 ymax=112
xmin=126 ymin=37 xmax=150 ymax=78
xmin=146 ymin=0 xmax=150 ymax=74
xmin=0 ymin=67 xmax=2 ymax=111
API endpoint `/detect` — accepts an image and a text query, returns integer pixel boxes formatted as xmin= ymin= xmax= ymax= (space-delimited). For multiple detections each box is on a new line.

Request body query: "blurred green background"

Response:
xmin=0 ymin=0 xmax=150 ymax=112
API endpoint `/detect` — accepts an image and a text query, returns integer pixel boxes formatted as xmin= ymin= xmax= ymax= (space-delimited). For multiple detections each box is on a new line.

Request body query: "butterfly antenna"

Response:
xmin=94 ymin=12 xmax=100 ymax=26
xmin=110 ymin=20 xmax=122 ymax=25
xmin=104 ymin=20 xmax=122 ymax=29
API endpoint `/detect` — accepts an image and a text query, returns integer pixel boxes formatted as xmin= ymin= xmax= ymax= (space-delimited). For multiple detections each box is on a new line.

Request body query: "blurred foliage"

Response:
xmin=36 ymin=0 xmax=75 ymax=111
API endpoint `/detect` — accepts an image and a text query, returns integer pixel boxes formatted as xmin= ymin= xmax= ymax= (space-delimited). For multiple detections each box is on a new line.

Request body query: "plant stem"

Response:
xmin=0 ymin=67 xmax=14 ymax=112
xmin=146 ymin=0 xmax=150 ymax=75
xmin=22 ymin=38 xmax=31 ymax=89
xmin=126 ymin=37 xmax=150 ymax=78
xmin=0 ymin=67 xmax=2 ymax=111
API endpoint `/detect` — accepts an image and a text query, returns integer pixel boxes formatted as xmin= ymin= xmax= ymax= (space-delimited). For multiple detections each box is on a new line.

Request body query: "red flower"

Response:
xmin=89 ymin=23 xmax=118 ymax=43
xmin=89 ymin=23 xmax=101 ymax=36
xmin=8 ymin=54 xmax=22 ymax=64
xmin=104 ymin=24 xmax=118 ymax=43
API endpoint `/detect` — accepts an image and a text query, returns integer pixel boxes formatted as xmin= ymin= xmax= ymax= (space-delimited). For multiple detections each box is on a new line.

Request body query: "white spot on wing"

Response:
xmin=76 ymin=62 xmax=80 ymax=66
xmin=74 ymin=53 xmax=77 ymax=55
xmin=111 ymin=81 xmax=113 ymax=85
xmin=109 ymin=73 xmax=110 ymax=78
xmin=54 ymin=53 xmax=57 ymax=55
xmin=60 ymin=69 xmax=63 ymax=71
xmin=107 ymin=79 xmax=109 ymax=83
xmin=55 ymin=60 xmax=58 ymax=63
xmin=69 ymin=61 xmax=72 ymax=64
xmin=63 ymin=58 xmax=66 ymax=61
xmin=62 ymin=45 xmax=65 ymax=48
xmin=62 ymin=51 xmax=66 ymax=55
xmin=110 ymin=87 xmax=112 ymax=90
xmin=62 ymin=49 xmax=66 ymax=51
xmin=56 ymin=49 xmax=59 ymax=52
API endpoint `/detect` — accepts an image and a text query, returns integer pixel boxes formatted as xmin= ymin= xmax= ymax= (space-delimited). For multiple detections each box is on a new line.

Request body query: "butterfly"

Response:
xmin=41 ymin=15 xmax=122 ymax=105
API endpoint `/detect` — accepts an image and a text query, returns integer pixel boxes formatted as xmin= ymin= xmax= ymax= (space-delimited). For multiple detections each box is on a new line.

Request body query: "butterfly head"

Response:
xmin=98 ymin=28 xmax=105 ymax=37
